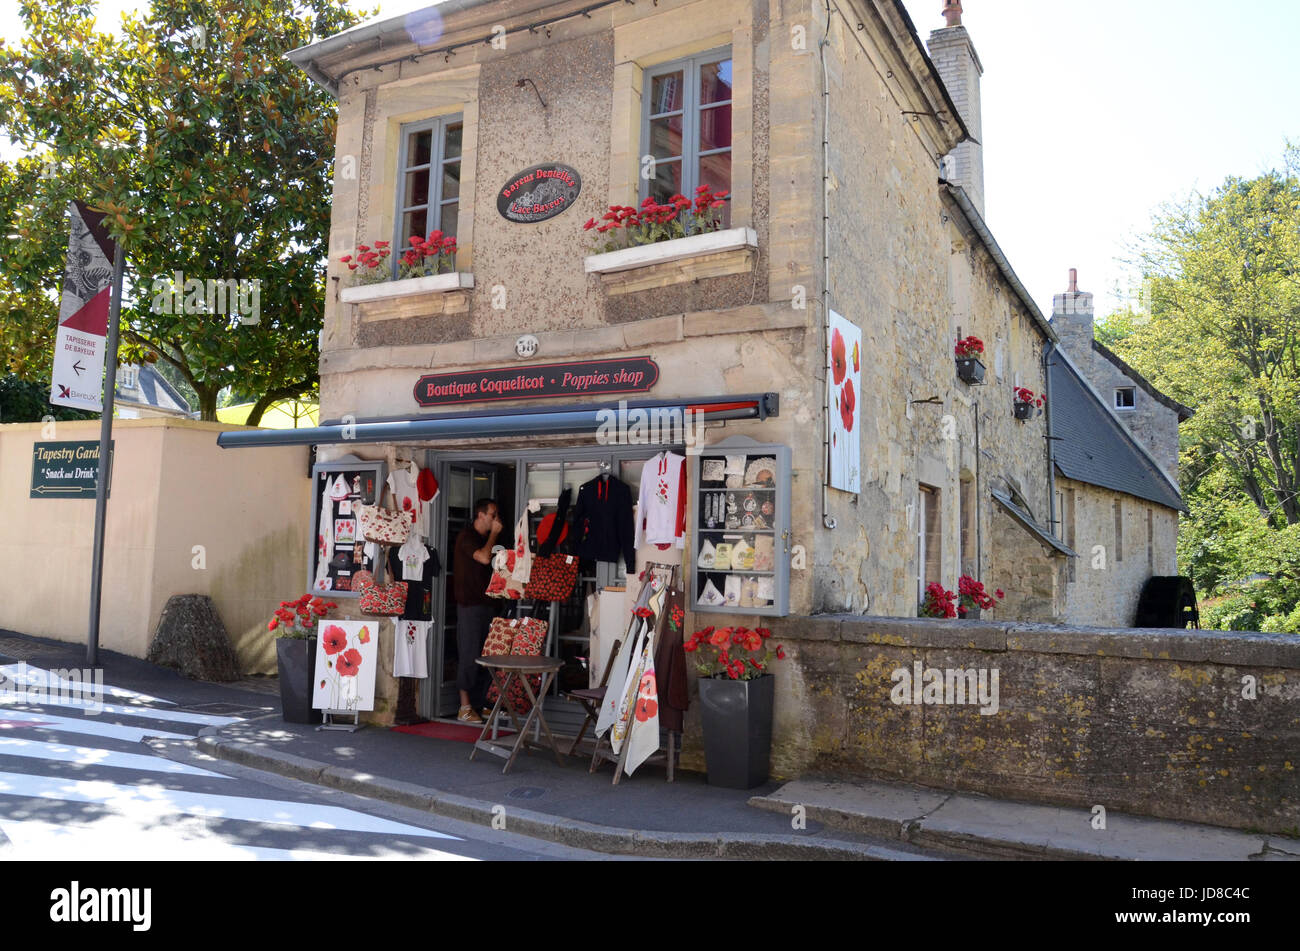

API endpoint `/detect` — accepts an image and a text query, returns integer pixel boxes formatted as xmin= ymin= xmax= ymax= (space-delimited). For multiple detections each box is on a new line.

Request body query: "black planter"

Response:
xmin=276 ymin=636 xmax=322 ymax=724
xmin=961 ymin=605 xmax=982 ymax=620
xmin=698 ymin=674 xmax=775 ymax=789
xmin=1013 ymin=401 xmax=1035 ymax=421
xmin=955 ymin=357 xmax=986 ymax=385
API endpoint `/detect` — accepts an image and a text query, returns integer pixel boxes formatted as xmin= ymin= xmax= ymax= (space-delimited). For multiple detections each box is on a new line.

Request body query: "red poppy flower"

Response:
xmin=336 ymin=648 xmax=362 ymax=677
xmin=710 ymin=627 xmax=733 ymax=648
xmin=840 ymin=380 xmax=856 ymax=432
xmin=320 ymin=679 xmax=326 ymax=689
xmin=634 ymin=606 xmax=654 ymax=619
xmin=635 ymin=696 xmax=658 ymax=722
xmin=683 ymin=639 xmax=698 ymax=653
xmin=358 ymin=625 xmax=371 ymax=644
xmin=996 ymin=589 xmax=1005 ymax=599
xmin=322 ymin=625 xmax=347 ymax=655
xmin=267 ymin=619 xmax=278 ymax=631
xmin=831 ymin=328 xmax=847 ymax=385
xmin=776 ymin=645 xmax=786 ymax=660
xmin=338 ymin=255 xmax=351 ymax=263
xmin=583 ymin=218 xmax=596 ymax=230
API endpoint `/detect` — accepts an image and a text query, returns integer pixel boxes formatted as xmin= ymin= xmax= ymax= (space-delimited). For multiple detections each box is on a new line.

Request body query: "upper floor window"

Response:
xmin=1114 ymin=387 xmax=1136 ymax=410
xmin=116 ymin=365 xmax=139 ymax=390
xmin=394 ymin=114 xmax=463 ymax=269
xmin=641 ymin=49 xmax=732 ymax=227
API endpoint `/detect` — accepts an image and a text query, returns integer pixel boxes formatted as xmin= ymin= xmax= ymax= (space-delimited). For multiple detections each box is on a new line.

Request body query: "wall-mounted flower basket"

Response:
xmin=1012 ymin=387 xmax=1044 ymax=421
xmin=956 ymin=357 xmax=986 ymax=385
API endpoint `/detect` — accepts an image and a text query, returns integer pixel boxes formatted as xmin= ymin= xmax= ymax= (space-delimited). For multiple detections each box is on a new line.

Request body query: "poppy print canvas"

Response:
xmin=312 ymin=619 xmax=379 ymax=712
xmin=827 ymin=309 xmax=861 ymax=493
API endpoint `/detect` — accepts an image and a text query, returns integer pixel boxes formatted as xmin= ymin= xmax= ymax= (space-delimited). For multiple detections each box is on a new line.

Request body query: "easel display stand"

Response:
xmin=318 ymin=709 xmax=363 ymax=732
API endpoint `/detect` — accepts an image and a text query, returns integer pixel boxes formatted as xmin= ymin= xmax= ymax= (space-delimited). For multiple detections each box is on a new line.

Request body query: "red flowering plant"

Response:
xmin=336 ymin=241 xmax=391 ymax=285
xmin=954 ymin=335 xmax=985 ymax=359
xmin=956 ymin=575 xmax=1005 ymax=616
xmin=918 ymin=582 xmax=958 ymax=619
xmin=683 ymin=626 xmax=786 ymax=682
xmin=584 ymin=184 xmax=731 ymax=253
xmin=1014 ymin=386 xmax=1045 ymax=408
xmin=267 ymin=594 xmax=339 ymax=639
xmin=398 ymin=229 xmax=459 ymax=278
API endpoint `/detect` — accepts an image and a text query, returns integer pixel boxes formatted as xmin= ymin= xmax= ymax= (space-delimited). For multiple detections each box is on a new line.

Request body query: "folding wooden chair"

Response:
xmin=562 ymin=637 xmax=621 ymax=757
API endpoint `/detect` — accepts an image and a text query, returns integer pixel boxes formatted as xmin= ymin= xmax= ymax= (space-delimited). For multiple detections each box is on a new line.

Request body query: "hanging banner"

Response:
xmin=414 ymin=357 xmax=659 ymax=407
xmin=828 ymin=310 xmax=861 ymax=493
xmin=50 ymin=201 xmax=118 ymax=412
xmin=497 ymin=163 xmax=582 ymax=223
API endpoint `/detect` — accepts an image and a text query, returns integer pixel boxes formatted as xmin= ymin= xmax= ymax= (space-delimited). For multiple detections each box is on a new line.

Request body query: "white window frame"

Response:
xmin=393 ymin=113 xmax=463 ymax=276
xmin=640 ymin=47 xmax=733 ymax=217
xmin=1114 ymin=386 xmax=1137 ymax=411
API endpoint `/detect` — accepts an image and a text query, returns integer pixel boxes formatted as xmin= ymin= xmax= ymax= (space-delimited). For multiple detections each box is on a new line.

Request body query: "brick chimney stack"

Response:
xmin=928 ymin=1 xmax=985 ymax=215
xmin=1052 ymin=268 xmax=1096 ymax=356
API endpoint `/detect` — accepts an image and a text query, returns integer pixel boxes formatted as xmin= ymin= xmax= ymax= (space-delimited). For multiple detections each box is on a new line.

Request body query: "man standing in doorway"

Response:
xmin=454 ymin=498 xmax=501 ymax=723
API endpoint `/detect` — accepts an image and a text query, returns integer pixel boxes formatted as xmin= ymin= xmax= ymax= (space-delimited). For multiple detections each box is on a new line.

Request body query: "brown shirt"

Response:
xmin=453 ymin=527 xmax=493 ymax=606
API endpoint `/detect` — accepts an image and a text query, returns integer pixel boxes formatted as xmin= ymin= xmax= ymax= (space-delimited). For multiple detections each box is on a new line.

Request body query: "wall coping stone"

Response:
xmin=773 ymin=614 xmax=1300 ymax=668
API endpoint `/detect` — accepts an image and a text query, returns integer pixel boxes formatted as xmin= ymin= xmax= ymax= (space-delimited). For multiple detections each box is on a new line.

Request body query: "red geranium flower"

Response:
xmin=840 ymin=380 xmax=856 ymax=432
xmin=322 ymin=625 xmax=347 ymax=655
xmin=831 ymin=328 xmax=847 ymax=385
xmin=336 ymin=648 xmax=362 ymax=677
xmin=776 ymin=645 xmax=786 ymax=660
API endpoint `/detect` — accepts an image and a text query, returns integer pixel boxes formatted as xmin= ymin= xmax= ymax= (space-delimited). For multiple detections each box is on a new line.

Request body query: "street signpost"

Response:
xmin=30 ymin=440 xmax=114 ymax=499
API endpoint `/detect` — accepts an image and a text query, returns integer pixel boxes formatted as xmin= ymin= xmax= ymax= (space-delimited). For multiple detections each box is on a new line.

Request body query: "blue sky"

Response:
xmin=3 ymin=0 xmax=1296 ymax=319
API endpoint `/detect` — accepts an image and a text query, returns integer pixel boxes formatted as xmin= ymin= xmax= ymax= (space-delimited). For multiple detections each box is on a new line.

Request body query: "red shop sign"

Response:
xmin=414 ymin=357 xmax=660 ymax=407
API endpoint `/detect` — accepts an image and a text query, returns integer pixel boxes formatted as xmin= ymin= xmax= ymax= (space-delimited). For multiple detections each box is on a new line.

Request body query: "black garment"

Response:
xmin=572 ymin=475 xmax=635 ymax=573
xmin=453 ymin=527 xmax=492 ymax=606
xmin=455 ymin=602 xmax=493 ymax=707
xmin=387 ymin=545 xmax=441 ymax=621
xmin=535 ymin=488 xmax=572 ymax=558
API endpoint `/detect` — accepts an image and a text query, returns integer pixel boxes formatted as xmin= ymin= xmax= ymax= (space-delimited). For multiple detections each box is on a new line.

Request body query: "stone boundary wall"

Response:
xmin=768 ymin=615 xmax=1300 ymax=833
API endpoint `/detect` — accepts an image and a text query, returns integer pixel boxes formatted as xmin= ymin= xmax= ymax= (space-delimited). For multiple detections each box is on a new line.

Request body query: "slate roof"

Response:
xmin=1049 ymin=352 xmax=1186 ymax=512
xmin=115 ymin=364 xmax=192 ymax=416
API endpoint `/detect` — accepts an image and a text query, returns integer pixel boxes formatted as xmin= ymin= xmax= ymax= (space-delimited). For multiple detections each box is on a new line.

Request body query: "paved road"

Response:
xmin=0 ymin=662 xmax=607 ymax=861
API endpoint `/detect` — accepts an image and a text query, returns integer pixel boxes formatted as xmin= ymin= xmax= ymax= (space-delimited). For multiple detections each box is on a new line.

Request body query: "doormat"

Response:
xmin=391 ymin=720 xmax=514 ymax=743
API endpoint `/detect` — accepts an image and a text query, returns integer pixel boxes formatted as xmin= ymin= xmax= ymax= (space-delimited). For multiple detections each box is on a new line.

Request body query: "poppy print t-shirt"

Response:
xmin=387 ymin=461 xmax=426 ymax=539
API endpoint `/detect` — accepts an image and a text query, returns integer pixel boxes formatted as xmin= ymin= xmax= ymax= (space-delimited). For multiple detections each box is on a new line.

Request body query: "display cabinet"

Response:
xmin=691 ymin=436 xmax=790 ymax=617
xmin=308 ymin=457 xmax=388 ymax=597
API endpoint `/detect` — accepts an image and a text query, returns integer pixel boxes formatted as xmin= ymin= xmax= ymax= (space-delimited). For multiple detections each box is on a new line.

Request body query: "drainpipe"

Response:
xmin=1043 ymin=340 xmax=1059 ymax=534
xmin=974 ymin=398 xmax=982 ymax=579
xmin=819 ymin=2 xmax=834 ymax=529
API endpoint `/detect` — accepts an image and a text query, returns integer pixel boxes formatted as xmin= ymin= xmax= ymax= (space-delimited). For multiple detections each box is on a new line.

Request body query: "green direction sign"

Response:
xmin=30 ymin=440 xmax=113 ymax=499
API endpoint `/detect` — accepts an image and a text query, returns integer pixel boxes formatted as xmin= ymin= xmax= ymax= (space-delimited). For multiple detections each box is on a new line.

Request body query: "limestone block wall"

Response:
xmin=1059 ymin=477 xmax=1180 ymax=628
xmin=759 ymin=614 xmax=1300 ymax=833
xmin=987 ymin=504 xmax=1063 ymax=622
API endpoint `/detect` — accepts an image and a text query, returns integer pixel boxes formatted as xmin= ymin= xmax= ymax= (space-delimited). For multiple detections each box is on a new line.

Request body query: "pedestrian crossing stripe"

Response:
xmin=0 ymin=771 xmax=458 ymax=839
xmin=0 ymin=708 xmax=193 ymax=742
xmin=0 ymin=737 xmax=226 ymax=778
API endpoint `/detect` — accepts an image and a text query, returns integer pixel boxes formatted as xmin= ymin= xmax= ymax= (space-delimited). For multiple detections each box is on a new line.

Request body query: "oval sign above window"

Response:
xmin=497 ymin=163 xmax=582 ymax=223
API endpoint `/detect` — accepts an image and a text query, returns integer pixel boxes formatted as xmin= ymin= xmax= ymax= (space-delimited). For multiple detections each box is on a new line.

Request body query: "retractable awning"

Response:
xmin=216 ymin=393 xmax=779 ymax=449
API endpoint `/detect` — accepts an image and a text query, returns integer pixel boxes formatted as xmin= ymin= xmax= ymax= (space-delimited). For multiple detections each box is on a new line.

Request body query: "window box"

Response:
xmin=585 ymin=224 xmax=759 ymax=280
xmin=339 ymin=271 xmax=473 ymax=304
xmin=956 ymin=357 xmax=986 ymax=385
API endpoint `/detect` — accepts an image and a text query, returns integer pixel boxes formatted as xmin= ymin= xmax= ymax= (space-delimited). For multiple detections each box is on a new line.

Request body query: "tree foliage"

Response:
xmin=1102 ymin=147 xmax=1300 ymax=631
xmin=0 ymin=0 xmax=361 ymax=421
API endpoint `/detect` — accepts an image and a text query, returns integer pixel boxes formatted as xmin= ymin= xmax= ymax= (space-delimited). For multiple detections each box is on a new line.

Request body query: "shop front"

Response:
xmin=218 ymin=385 xmax=792 ymax=732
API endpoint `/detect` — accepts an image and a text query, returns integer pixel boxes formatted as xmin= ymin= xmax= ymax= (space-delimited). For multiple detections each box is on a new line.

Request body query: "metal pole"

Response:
xmin=87 ymin=241 xmax=125 ymax=666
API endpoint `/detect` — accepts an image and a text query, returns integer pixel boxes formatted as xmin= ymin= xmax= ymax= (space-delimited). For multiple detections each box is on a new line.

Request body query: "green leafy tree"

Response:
xmin=0 ymin=0 xmax=361 ymax=422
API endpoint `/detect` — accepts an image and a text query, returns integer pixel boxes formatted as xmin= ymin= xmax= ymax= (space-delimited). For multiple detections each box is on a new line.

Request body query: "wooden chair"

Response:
xmin=562 ymin=638 xmax=620 ymax=757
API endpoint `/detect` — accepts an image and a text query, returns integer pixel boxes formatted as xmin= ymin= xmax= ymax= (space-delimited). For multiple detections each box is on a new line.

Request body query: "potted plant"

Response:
xmin=954 ymin=335 xmax=986 ymax=384
xmin=956 ymin=575 xmax=1005 ymax=619
xmin=268 ymin=594 xmax=337 ymax=724
xmin=583 ymin=184 xmax=731 ymax=252
xmin=684 ymin=625 xmax=786 ymax=789
xmin=918 ymin=582 xmax=958 ymax=619
xmin=1014 ymin=386 xmax=1044 ymax=420
xmin=397 ymin=230 xmax=458 ymax=278
xmin=337 ymin=241 xmax=391 ymax=285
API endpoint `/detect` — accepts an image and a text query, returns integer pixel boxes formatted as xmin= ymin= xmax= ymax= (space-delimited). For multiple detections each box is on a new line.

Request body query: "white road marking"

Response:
xmin=0 ymin=697 xmax=244 ymax=727
xmin=0 ymin=772 xmax=459 ymax=839
xmin=0 ymin=709 xmax=193 ymax=742
xmin=0 ymin=737 xmax=226 ymax=778
xmin=0 ymin=663 xmax=177 ymax=706
xmin=0 ymin=817 xmax=474 ymax=861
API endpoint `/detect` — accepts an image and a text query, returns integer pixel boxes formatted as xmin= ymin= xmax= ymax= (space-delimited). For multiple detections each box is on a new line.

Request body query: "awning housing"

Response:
xmin=216 ymin=393 xmax=779 ymax=449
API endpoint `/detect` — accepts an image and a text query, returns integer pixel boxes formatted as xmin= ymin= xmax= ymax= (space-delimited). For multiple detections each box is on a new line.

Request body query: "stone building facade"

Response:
xmin=221 ymin=0 xmax=1187 ymax=736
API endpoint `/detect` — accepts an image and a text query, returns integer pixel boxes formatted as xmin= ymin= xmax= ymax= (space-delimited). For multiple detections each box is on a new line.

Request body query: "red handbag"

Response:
xmin=523 ymin=552 xmax=579 ymax=602
xmin=353 ymin=569 xmax=408 ymax=616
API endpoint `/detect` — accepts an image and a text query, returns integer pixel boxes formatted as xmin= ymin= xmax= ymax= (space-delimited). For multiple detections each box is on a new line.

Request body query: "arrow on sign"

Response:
xmin=72 ymin=360 xmax=85 ymax=376
xmin=34 ymin=485 xmax=87 ymax=494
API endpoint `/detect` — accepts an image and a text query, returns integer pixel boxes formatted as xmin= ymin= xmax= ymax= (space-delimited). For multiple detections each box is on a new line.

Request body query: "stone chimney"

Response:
xmin=1052 ymin=268 xmax=1095 ymax=355
xmin=928 ymin=1 xmax=985 ymax=216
